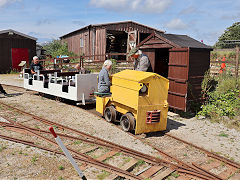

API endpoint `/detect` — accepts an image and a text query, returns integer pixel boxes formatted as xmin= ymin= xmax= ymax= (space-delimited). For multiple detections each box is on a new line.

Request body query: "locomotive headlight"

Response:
xmin=140 ymin=84 xmax=148 ymax=93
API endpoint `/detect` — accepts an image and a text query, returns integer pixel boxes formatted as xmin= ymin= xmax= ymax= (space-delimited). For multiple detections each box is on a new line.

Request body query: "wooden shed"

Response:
xmin=60 ymin=21 xmax=163 ymax=60
xmin=0 ymin=29 xmax=37 ymax=73
xmin=138 ymin=32 xmax=213 ymax=111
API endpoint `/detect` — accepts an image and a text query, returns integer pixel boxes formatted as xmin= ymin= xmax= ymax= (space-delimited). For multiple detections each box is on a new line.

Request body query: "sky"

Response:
xmin=0 ymin=0 xmax=239 ymax=45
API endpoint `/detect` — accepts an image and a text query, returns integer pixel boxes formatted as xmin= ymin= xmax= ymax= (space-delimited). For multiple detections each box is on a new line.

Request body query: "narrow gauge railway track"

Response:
xmin=0 ymin=101 xmax=218 ymax=180
xmin=1 ymin=84 xmax=240 ymax=179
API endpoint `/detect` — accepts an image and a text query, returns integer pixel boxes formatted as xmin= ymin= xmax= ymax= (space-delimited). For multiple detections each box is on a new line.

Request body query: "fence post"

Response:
xmin=81 ymin=56 xmax=84 ymax=68
xmin=236 ymin=45 xmax=239 ymax=78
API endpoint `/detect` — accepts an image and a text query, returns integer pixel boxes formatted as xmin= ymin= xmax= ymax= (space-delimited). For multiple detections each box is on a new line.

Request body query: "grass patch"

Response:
xmin=0 ymin=145 xmax=7 ymax=152
xmin=58 ymin=165 xmax=65 ymax=170
xmin=115 ymin=152 xmax=122 ymax=156
xmin=171 ymin=171 xmax=180 ymax=178
xmin=97 ymin=170 xmax=110 ymax=180
xmin=218 ymin=132 xmax=229 ymax=137
xmin=136 ymin=160 xmax=145 ymax=166
xmin=73 ymin=140 xmax=82 ymax=145
xmin=31 ymin=155 xmax=38 ymax=164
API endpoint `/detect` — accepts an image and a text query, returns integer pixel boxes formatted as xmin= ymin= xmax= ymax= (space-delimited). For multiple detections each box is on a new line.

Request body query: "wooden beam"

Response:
xmin=236 ymin=45 xmax=239 ymax=78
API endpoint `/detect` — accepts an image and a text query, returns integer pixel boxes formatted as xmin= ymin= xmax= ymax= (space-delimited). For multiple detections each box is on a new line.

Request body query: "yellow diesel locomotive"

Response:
xmin=96 ymin=70 xmax=169 ymax=134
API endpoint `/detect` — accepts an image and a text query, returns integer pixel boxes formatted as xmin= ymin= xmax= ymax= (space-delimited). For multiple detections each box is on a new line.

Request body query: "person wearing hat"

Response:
xmin=128 ymin=47 xmax=152 ymax=72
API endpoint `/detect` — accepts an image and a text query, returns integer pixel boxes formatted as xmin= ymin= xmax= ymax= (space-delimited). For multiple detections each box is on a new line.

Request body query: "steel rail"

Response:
xmin=0 ymin=116 xmax=220 ymax=180
xmin=0 ymin=101 xmax=231 ymax=180
xmin=3 ymin=118 xmax=142 ymax=180
xmin=137 ymin=137 xmax=222 ymax=180
xmin=1 ymin=121 xmax=219 ymax=180
xmin=0 ymin=133 xmax=141 ymax=179
xmin=0 ymin=132 xmax=215 ymax=180
xmin=177 ymin=168 xmax=213 ymax=180
xmin=0 ymin=102 xmax=175 ymax=166
xmin=192 ymin=162 xmax=223 ymax=180
xmin=0 ymin=121 xmax=170 ymax=165
xmin=165 ymin=133 xmax=240 ymax=169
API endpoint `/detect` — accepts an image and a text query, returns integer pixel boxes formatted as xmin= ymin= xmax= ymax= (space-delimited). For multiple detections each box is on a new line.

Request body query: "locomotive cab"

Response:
xmin=96 ymin=70 xmax=169 ymax=134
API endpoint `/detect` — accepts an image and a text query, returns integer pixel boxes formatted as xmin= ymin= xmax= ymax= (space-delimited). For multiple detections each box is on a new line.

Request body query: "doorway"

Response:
xmin=11 ymin=48 xmax=29 ymax=71
xmin=154 ymin=48 xmax=169 ymax=78
xmin=106 ymin=30 xmax=127 ymax=60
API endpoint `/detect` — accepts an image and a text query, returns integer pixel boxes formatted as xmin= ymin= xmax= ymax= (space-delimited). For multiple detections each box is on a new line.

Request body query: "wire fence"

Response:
xmin=210 ymin=46 xmax=239 ymax=78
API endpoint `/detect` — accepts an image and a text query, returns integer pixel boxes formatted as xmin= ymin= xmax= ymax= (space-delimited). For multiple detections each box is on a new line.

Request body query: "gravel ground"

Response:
xmin=166 ymin=116 xmax=240 ymax=163
xmin=0 ymin=74 xmax=240 ymax=179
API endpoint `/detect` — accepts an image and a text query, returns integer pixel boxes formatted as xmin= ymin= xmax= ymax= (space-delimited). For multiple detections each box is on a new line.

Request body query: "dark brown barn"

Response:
xmin=0 ymin=29 xmax=37 ymax=73
xmin=138 ymin=32 xmax=213 ymax=111
xmin=60 ymin=21 xmax=163 ymax=60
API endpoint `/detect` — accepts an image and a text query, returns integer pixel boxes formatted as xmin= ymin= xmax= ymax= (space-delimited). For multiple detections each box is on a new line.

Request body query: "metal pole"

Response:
xmin=235 ymin=45 xmax=239 ymax=78
xmin=49 ymin=127 xmax=87 ymax=180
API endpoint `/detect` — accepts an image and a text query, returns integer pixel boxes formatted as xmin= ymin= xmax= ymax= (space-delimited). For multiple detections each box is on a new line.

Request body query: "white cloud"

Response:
xmin=0 ymin=0 xmax=21 ymax=8
xmin=166 ymin=18 xmax=188 ymax=30
xmin=179 ymin=6 xmax=196 ymax=15
xmin=143 ymin=0 xmax=171 ymax=13
xmin=89 ymin=0 xmax=172 ymax=13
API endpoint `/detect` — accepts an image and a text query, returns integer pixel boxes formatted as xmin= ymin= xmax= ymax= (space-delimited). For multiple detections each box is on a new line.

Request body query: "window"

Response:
xmin=80 ymin=38 xmax=84 ymax=47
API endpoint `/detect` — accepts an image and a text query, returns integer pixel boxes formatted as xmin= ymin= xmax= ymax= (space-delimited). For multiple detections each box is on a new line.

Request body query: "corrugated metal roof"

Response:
xmin=161 ymin=33 xmax=212 ymax=49
xmin=0 ymin=29 xmax=37 ymax=41
xmin=60 ymin=21 xmax=163 ymax=39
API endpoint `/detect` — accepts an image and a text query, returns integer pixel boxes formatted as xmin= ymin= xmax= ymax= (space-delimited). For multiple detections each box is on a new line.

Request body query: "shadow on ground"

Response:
xmin=144 ymin=118 xmax=186 ymax=138
xmin=0 ymin=93 xmax=23 ymax=98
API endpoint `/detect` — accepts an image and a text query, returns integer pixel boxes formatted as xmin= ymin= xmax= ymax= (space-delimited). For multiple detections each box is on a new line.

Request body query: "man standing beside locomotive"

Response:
xmin=128 ymin=47 xmax=152 ymax=72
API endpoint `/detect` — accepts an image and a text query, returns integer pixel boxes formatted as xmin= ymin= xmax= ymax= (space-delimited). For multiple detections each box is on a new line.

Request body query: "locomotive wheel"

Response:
xmin=120 ymin=113 xmax=135 ymax=132
xmin=104 ymin=106 xmax=116 ymax=122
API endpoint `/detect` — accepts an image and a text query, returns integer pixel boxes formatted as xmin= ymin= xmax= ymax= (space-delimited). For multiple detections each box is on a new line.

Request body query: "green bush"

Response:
xmin=43 ymin=39 xmax=76 ymax=58
xmin=198 ymin=72 xmax=240 ymax=119
xmin=198 ymin=89 xmax=240 ymax=118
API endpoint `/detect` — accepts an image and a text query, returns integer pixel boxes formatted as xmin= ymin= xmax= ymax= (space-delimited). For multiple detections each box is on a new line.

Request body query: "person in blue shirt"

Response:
xmin=98 ymin=60 xmax=112 ymax=93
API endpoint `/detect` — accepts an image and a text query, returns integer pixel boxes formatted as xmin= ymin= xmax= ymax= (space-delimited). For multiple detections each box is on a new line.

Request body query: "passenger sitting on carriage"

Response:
xmin=98 ymin=60 xmax=112 ymax=93
xmin=30 ymin=56 xmax=44 ymax=75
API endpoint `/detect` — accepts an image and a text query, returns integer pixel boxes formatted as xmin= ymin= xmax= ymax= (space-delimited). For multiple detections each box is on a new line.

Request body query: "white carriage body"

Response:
xmin=24 ymin=70 xmax=98 ymax=104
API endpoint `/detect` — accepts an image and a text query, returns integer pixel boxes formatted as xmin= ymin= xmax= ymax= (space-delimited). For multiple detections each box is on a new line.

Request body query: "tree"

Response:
xmin=215 ymin=22 xmax=240 ymax=48
xmin=43 ymin=39 xmax=76 ymax=58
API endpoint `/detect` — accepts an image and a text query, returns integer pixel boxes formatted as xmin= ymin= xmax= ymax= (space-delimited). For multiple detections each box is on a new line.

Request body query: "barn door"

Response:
xmin=168 ymin=48 xmax=189 ymax=111
xmin=127 ymin=30 xmax=137 ymax=60
xmin=11 ymin=48 xmax=29 ymax=71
